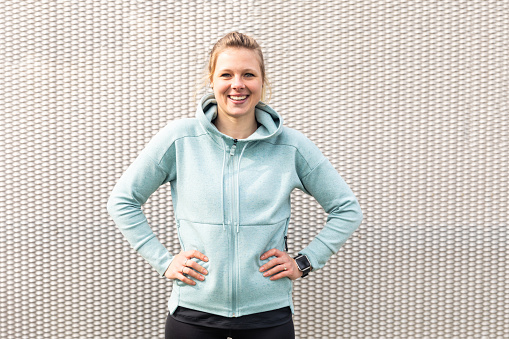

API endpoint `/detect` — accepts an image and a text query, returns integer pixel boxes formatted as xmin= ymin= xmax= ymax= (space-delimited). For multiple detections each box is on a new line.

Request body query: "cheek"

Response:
xmin=253 ymin=80 xmax=263 ymax=93
xmin=212 ymin=86 xmax=225 ymax=100
xmin=252 ymin=84 xmax=263 ymax=98
xmin=213 ymin=83 xmax=230 ymax=96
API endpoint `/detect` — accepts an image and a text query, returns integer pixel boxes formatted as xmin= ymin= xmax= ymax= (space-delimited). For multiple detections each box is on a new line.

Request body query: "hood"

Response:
xmin=196 ymin=93 xmax=284 ymax=145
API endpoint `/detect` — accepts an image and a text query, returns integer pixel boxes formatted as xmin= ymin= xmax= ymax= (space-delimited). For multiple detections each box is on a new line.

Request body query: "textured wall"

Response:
xmin=1 ymin=1 xmax=508 ymax=338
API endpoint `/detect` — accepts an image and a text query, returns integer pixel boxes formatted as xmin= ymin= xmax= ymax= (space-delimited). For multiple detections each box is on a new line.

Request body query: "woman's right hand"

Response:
xmin=164 ymin=250 xmax=209 ymax=285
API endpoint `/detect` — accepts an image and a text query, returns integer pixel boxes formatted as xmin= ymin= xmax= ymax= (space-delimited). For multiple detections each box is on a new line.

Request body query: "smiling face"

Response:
xmin=211 ymin=48 xmax=263 ymax=122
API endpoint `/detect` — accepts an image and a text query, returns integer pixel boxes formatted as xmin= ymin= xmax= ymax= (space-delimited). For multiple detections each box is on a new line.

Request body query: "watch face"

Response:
xmin=295 ymin=255 xmax=310 ymax=270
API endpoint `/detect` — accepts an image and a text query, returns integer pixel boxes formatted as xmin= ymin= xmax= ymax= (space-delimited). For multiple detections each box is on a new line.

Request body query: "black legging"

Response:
xmin=165 ymin=312 xmax=296 ymax=339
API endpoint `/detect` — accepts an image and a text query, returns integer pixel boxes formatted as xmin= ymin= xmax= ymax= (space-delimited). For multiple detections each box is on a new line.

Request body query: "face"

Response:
xmin=211 ymin=48 xmax=263 ymax=121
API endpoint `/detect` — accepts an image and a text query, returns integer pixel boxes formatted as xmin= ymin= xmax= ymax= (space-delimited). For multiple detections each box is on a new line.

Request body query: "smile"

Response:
xmin=228 ymin=95 xmax=249 ymax=102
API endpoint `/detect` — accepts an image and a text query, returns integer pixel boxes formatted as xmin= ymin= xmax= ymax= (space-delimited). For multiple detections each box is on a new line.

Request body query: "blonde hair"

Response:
xmin=195 ymin=32 xmax=272 ymax=103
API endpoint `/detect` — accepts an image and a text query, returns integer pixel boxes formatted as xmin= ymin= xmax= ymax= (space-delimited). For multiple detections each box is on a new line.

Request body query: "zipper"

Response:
xmin=283 ymin=218 xmax=290 ymax=252
xmin=228 ymin=139 xmax=238 ymax=317
xmin=176 ymin=220 xmax=185 ymax=251
xmin=230 ymin=139 xmax=237 ymax=156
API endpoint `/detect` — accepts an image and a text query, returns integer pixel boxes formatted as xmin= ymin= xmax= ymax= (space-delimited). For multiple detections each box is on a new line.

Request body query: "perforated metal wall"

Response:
xmin=1 ymin=1 xmax=508 ymax=338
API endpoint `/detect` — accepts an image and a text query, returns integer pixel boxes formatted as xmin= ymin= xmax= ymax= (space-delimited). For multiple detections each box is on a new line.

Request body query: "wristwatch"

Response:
xmin=293 ymin=254 xmax=312 ymax=278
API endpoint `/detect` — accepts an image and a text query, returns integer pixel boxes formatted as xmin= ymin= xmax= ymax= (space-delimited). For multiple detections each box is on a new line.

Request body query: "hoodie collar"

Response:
xmin=196 ymin=93 xmax=283 ymax=146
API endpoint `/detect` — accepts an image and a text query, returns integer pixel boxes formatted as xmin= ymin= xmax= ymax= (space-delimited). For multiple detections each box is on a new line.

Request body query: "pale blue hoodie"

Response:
xmin=107 ymin=93 xmax=363 ymax=317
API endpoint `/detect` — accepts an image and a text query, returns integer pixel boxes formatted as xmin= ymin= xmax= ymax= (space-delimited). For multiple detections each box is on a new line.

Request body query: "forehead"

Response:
xmin=214 ymin=48 xmax=262 ymax=72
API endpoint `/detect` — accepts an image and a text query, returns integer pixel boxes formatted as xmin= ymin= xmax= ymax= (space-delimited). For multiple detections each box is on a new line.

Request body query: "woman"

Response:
xmin=107 ymin=32 xmax=363 ymax=339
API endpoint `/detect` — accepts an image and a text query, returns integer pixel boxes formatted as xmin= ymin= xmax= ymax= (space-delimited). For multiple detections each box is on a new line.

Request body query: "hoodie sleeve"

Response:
xmin=296 ymin=142 xmax=363 ymax=272
xmin=106 ymin=124 xmax=177 ymax=277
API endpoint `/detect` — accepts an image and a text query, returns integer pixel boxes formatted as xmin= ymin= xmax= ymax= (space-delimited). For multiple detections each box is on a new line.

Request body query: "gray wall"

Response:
xmin=1 ymin=1 xmax=507 ymax=338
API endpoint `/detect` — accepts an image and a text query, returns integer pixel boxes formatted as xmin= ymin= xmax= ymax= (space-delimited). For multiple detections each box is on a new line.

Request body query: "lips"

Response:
xmin=228 ymin=95 xmax=249 ymax=103
xmin=229 ymin=95 xmax=247 ymax=100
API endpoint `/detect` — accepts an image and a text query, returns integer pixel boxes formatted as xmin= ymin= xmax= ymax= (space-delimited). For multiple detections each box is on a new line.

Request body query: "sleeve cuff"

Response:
xmin=156 ymin=252 xmax=174 ymax=277
xmin=298 ymin=238 xmax=335 ymax=272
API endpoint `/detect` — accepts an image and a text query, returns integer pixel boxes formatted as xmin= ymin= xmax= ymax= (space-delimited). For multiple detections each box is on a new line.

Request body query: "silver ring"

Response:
xmin=283 ymin=266 xmax=287 ymax=271
xmin=182 ymin=266 xmax=187 ymax=274
xmin=184 ymin=258 xmax=189 ymax=267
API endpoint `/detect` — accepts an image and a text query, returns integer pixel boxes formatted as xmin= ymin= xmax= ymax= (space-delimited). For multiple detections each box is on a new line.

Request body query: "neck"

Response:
xmin=213 ymin=114 xmax=258 ymax=140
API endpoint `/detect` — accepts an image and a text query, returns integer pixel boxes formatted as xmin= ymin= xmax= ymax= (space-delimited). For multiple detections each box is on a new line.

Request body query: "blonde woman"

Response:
xmin=107 ymin=31 xmax=363 ymax=339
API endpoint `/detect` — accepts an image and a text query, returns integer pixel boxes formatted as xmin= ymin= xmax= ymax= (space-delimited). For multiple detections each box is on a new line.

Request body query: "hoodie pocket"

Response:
xmin=236 ymin=218 xmax=292 ymax=313
xmin=175 ymin=219 xmax=231 ymax=315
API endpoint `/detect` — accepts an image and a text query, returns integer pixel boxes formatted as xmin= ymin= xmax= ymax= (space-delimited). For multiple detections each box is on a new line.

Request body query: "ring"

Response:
xmin=184 ymin=258 xmax=189 ymax=266
xmin=283 ymin=266 xmax=287 ymax=271
xmin=182 ymin=266 xmax=187 ymax=274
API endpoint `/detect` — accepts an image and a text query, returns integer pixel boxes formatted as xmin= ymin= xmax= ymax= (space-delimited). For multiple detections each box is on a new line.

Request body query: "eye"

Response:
xmin=245 ymin=73 xmax=255 ymax=77
xmin=220 ymin=73 xmax=231 ymax=78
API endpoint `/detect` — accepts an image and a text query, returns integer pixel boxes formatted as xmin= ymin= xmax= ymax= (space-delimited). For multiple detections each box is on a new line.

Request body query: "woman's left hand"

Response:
xmin=259 ymin=249 xmax=303 ymax=281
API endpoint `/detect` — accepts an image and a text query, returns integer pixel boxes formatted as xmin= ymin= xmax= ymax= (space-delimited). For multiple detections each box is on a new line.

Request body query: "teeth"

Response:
xmin=230 ymin=95 xmax=247 ymax=100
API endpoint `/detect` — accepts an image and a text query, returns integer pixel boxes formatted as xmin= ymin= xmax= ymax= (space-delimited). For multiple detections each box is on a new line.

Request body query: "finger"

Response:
xmin=269 ymin=267 xmax=291 ymax=281
xmin=182 ymin=266 xmax=205 ymax=281
xmin=177 ymin=272 xmax=196 ymax=286
xmin=263 ymin=264 xmax=288 ymax=277
xmin=185 ymin=250 xmax=209 ymax=262
xmin=186 ymin=260 xmax=208 ymax=275
xmin=259 ymin=257 xmax=285 ymax=272
xmin=260 ymin=248 xmax=282 ymax=260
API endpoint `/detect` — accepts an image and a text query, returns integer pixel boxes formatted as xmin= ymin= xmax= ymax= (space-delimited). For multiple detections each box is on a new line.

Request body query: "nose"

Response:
xmin=231 ymin=75 xmax=245 ymax=89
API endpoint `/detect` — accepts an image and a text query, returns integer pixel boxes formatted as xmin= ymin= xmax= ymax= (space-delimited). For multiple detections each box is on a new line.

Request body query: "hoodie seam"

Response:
xmin=143 ymin=153 xmax=168 ymax=174
xmin=300 ymin=157 xmax=327 ymax=181
xmin=203 ymin=130 xmax=227 ymax=150
xmin=176 ymin=217 xmax=289 ymax=226
xmin=153 ymin=132 xmax=210 ymax=166
xmin=257 ymin=140 xmax=320 ymax=176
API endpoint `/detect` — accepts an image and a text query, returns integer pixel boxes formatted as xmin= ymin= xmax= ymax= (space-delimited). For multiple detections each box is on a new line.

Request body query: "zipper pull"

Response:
xmin=230 ymin=139 xmax=238 ymax=156
xmin=284 ymin=236 xmax=288 ymax=251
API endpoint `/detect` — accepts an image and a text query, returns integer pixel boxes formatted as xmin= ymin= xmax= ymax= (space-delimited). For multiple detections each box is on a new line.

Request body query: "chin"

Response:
xmin=223 ymin=106 xmax=256 ymax=117
xmin=227 ymin=110 xmax=253 ymax=118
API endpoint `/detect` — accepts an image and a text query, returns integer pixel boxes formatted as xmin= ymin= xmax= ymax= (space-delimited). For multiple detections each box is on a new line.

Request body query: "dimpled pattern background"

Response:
xmin=0 ymin=1 xmax=508 ymax=338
